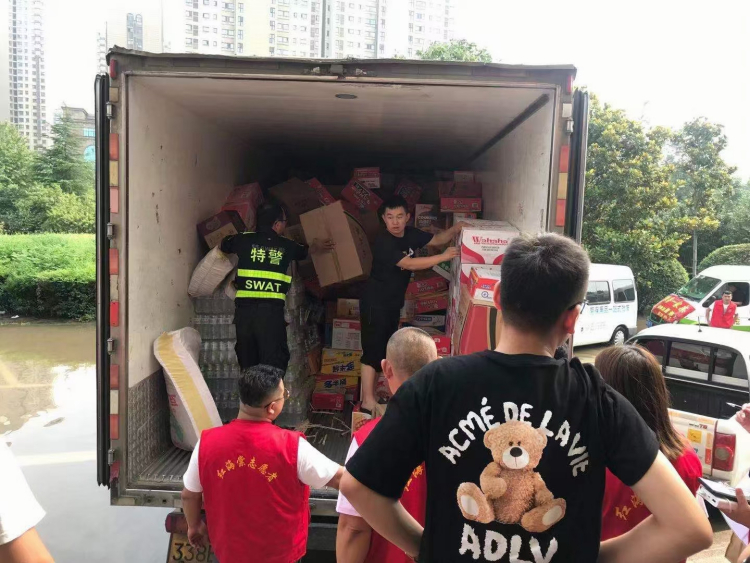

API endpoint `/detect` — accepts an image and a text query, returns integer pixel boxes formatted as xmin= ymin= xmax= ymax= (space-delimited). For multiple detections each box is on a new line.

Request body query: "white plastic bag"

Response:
xmin=153 ymin=327 xmax=222 ymax=450
xmin=188 ymin=247 xmax=238 ymax=297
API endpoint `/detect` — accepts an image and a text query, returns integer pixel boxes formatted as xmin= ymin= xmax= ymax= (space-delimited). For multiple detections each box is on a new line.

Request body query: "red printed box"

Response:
xmin=396 ymin=179 xmax=423 ymax=210
xmin=221 ymin=182 xmax=264 ymax=231
xmin=342 ymin=179 xmax=384 ymax=212
xmin=406 ymin=273 xmax=449 ymax=297
xmin=306 ymin=178 xmax=337 ymax=206
xmin=315 ymin=375 xmax=360 ymax=402
xmin=458 ymin=222 xmax=519 ymax=266
xmin=353 ymin=167 xmax=381 ymax=190
xmin=311 ymin=389 xmax=345 ymax=411
xmin=332 ymin=318 xmax=362 ymax=350
xmin=441 ymin=197 xmax=482 ymax=213
xmin=469 ymin=266 xmax=502 ymax=305
xmin=422 ymin=327 xmax=451 ymax=356
xmin=414 ymin=291 xmax=449 ymax=314
xmin=415 ymin=203 xmax=447 ymax=234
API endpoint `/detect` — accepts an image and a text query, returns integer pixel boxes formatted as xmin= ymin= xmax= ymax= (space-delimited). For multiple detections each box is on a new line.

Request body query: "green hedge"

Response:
xmin=638 ymin=258 xmax=689 ymax=315
xmin=0 ymin=234 xmax=95 ymax=320
xmin=698 ymin=244 xmax=750 ymax=271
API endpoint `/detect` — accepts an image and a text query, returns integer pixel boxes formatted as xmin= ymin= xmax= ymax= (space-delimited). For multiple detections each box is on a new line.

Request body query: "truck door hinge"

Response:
xmin=106 ymin=102 xmax=115 ymax=120
xmin=107 ymin=338 xmax=115 ymax=354
xmin=108 ymin=449 xmax=115 ymax=465
xmin=565 ymin=119 xmax=574 ymax=134
xmin=106 ymin=222 xmax=115 ymax=240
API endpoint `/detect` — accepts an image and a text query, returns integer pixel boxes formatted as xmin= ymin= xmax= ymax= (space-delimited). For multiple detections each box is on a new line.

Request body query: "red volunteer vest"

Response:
xmin=353 ymin=419 xmax=427 ymax=563
xmin=710 ymin=301 xmax=737 ymax=328
xmin=198 ymin=419 xmax=310 ymax=563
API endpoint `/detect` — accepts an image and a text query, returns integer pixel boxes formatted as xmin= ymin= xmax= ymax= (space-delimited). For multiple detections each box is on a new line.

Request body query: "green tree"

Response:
xmin=670 ymin=118 xmax=736 ymax=276
xmin=0 ymin=122 xmax=34 ymax=188
xmin=417 ymin=39 xmax=492 ymax=63
xmin=582 ymin=96 xmax=690 ymax=313
xmin=34 ymin=113 xmax=95 ymax=197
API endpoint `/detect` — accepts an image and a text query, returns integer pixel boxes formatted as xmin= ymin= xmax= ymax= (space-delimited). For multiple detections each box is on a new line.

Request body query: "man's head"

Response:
xmin=496 ymin=233 xmax=589 ymax=344
xmin=381 ymin=327 xmax=438 ymax=394
xmin=238 ymin=364 xmax=287 ymax=420
xmin=256 ymin=202 xmax=288 ymax=234
xmin=723 ymin=290 xmax=733 ymax=305
xmin=380 ymin=195 xmax=410 ymax=237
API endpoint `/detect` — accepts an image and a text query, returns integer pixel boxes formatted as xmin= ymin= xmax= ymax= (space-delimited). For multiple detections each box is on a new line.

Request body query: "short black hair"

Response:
xmin=380 ymin=195 xmax=409 ymax=217
xmin=723 ymin=290 xmax=732 ymax=295
xmin=256 ymin=201 xmax=286 ymax=231
xmin=500 ymin=233 xmax=590 ymax=333
xmin=238 ymin=364 xmax=284 ymax=407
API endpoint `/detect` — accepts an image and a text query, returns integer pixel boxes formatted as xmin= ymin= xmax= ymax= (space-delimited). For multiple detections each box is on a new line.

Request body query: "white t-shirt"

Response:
xmin=183 ymin=437 xmax=340 ymax=493
xmin=0 ymin=442 xmax=45 ymax=546
xmin=335 ymin=438 xmax=361 ymax=517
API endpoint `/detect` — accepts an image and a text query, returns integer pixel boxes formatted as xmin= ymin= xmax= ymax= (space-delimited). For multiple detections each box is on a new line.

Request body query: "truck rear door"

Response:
xmin=564 ymin=89 xmax=589 ymax=244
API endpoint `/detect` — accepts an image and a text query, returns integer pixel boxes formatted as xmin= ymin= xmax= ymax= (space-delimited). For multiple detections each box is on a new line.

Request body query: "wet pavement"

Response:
xmin=0 ymin=322 xmax=732 ymax=562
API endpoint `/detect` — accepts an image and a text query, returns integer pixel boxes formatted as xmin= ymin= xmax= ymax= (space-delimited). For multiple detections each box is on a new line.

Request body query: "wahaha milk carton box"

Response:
xmin=456 ymin=221 xmax=518 ymax=283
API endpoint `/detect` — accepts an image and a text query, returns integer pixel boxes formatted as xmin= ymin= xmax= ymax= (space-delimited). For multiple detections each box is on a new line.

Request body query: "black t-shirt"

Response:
xmin=364 ymin=226 xmax=434 ymax=309
xmin=221 ymin=230 xmax=307 ymax=307
xmin=346 ymin=352 xmax=659 ymax=563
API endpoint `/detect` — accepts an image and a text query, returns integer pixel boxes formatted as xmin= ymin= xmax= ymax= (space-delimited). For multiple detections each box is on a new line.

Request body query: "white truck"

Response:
xmin=94 ymin=49 xmax=590 ymax=554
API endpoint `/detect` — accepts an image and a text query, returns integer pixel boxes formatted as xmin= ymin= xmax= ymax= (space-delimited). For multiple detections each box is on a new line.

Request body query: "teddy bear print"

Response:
xmin=456 ymin=420 xmax=566 ymax=533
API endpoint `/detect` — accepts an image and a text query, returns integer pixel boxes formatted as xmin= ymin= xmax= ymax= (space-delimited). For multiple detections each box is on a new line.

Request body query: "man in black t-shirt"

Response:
xmin=341 ymin=233 xmax=712 ymax=562
xmin=359 ymin=195 xmax=465 ymax=416
xmin=220 ymin=202 xmax=332 ymax=371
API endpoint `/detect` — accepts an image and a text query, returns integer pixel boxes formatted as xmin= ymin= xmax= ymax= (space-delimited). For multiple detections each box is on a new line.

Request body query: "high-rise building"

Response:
xmin=98 ymin=0 xmax=164 ymax=73
xmin=57 ymin=106 xmax=96 ymax=162
xmin=4 ymin=0 xmax=48 ymax=150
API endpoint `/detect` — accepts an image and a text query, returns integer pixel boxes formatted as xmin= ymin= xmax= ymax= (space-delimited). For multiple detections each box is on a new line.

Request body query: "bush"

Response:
xmin=698 ymin=244 xmax=750 ymax=271
xmin=0 ymin=234 xmax=95 ymax=320
xmin=637 ymin=258 xmax=689 ymax=315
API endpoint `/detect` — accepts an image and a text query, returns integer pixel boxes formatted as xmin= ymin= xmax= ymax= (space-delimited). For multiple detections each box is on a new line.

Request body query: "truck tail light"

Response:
xmin=713 ymin=432 xmax=736 ymax=472
xmin=566 ymin=74 xmax=574 ymax=94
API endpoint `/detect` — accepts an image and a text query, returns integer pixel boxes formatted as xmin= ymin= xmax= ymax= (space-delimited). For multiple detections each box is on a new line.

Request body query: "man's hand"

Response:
xmin=441 ymin=247 xmax=459 ymax=261
xmin=187 ymin=520 xmax=208 ymax=549
xmin=310 ymin=238 xmax=335 ymax=254
xmin=720 ymin=488 xmax=750 ymax=528
xmin=453 ymin=221 xmax=471 ymax=232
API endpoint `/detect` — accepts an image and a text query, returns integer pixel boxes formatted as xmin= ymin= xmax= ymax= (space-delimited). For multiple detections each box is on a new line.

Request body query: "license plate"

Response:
xmin=167 ymin=533 xmax=218 ymax=562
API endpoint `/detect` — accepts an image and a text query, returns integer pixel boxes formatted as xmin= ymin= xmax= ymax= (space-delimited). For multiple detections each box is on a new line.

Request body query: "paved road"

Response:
xmin=0 ymin=322 xmax=734 ymax=562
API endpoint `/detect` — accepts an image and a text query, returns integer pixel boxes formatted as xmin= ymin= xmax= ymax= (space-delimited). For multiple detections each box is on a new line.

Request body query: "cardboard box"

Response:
xmin=351 ymin=404 xmax=370 ymax=433
xmin=283 ymin=224 xmax=307 ymax=245
xmin=337 ymin=298 xmax=360 ymax=318
xmin=300 ymin=201 xmax=373 ymax=287
xmin=451 ymin=286 xmax=503 ymax=356
xmin=406 ymin=272 xmax=449 ymax=297
xmin=221 ymin=182 xmax=264 ymax=231
xmin=469 ymin=266 xmax=502 ymax=305
xmin=454 ymin=171 xmax=476 ymax=183
xmin=396 ymin=179 xmax=423 ymax=211
xmin=353 ymin=167 xmax=381 ymax=190
xmin=306 ymin=178 xmax=337 ymax=206
xmin=410 ymin=314 xmax=446 ymax=328
xmin=448 ymin=212 xmax=479 ymax=227
xmin=415 ymin=203 xmax=447 ymax=234
xmin=439 ymin=181 xmax=483 ymax=213
xmin=433 ymin=260 xmax=452 ymax=280
xmin=315 ymin=375 xmax=360 ymax=401
xmin=441 ymin=197 xmax=482 ymax=213
xmin=269 ymin=177 xmax=322 ymax=225
xmin=311 ymin=389 xmax=345 ymax=411
xmin=307 ymin=346 xmax=322 ymax=375
xmin=400 ymin=299 xmax=416 ymax=322
xmin=342 ymin=179 xmax=384 ymax=212
xmin=332 ymin=318 xmax=362 ymax=350
xmin=197 ymin=210 xmax=246 ymax=250
xmin=458 ymin=222 xmax=520 ymax=266
xmin=321 ymin=348 xmax=363 ymax=374
xmin=422 ymin=327 xmax=451 ymax=356
xmin=415 ymin=291 xmax=449 ymax=314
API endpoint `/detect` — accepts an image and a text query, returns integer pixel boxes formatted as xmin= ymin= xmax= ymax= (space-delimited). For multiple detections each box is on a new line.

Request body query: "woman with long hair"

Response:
xmin=596 ymin=344 xmax=703 ymax=548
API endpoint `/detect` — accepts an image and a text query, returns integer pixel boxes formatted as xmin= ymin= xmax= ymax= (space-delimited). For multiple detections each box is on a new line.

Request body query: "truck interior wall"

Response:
xmin=473 ymin=98 xmax=554 ymax=233
xmin=126 ymin=77 xmax=250 ymax=389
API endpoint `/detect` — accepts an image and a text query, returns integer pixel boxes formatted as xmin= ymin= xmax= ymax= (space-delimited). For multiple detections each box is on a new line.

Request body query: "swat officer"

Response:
xmin=220 ymin=201 xmax=333 ymax=371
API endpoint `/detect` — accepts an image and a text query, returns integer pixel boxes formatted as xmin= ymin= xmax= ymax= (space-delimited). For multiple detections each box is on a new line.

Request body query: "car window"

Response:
xmin=586 ymin=281 xmax=610 ymax=305
xmin=613 ymin=279 xmax=635 ymax=303
xmin=666 ymin=341 xmax=711 ymax=381
xmin=727 ymin=282 xmax=750 ymax=307
xmin=634 ymin=338 xmax=666 ymax=365
xmin=712 ymin=347 xmax=749 ymax=388
xmin=676 ymin=275 xmax=720 ymax=301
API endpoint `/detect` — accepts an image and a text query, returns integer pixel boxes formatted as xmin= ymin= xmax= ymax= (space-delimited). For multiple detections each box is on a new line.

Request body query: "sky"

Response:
xmin=46 ymin=0 xmax=749 ymax=178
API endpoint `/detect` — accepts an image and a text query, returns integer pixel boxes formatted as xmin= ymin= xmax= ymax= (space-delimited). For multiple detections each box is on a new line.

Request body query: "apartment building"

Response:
xmin=4 ymin=0 xmax=48 ymax=150
xmin=98 ymin=0 xmax=164 ymax=72
xmin=58 ymin=105 xmax=96 ymax=162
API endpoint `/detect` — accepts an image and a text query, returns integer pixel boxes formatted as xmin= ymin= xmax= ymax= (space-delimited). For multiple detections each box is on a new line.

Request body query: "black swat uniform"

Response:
xmin=220 ymin=230 xmax=308 ymax=371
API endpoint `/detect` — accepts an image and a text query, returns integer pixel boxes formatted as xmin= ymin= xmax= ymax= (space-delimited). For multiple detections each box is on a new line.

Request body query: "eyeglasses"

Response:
xmin=569 ymin=300 xmax=588 ymax=314
xmin=263 ymin=386 xmax=290 ymax=408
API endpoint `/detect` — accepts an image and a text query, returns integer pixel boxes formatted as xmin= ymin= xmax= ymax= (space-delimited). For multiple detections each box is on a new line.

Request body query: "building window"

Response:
xmin=238 ymin=2 xmax=244 ymax=11
xmin=270 ymin=34 xmax=275 ymax=42
xmin=222 ymin=2 xmax=234 ymax=9
xmin=238 ymin=30 xmax=243 ymax=39
xmin=278 ymin=36 xmax=289 ymax=44
xmin=202 ymin=40 xmax=209 ymax=46
xmin=238 ymin=16 xmax=244 ymax=24
xmin=269 ymin=47 xmax=275 ymax=54
xmin=270 ymin=20 xmax=275 ymax=28
xmin=203 ymin=26 xmax=210 ymax=31
xmin=238 ymin=43 xmax=243 ymax=53
xmin=83 ymin=128 xmax=95 ymax=137
xmin=270 ymin=7 xmax=275 ymax=15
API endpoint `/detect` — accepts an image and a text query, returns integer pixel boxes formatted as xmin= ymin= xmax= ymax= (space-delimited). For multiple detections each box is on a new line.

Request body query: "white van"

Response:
xmin=648 ymin=265 xmax=750 ymax=332
xmin=575 ymin=264 xmax=638 ymax=346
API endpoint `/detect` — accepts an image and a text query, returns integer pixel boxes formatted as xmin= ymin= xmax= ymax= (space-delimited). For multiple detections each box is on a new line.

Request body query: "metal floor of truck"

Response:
xmin=137 ymin=408 xmax=352 ymax=497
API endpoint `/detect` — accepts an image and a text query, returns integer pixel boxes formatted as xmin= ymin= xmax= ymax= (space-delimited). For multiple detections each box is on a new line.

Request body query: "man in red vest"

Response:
xmin=336 ymin=327 xmax=438 ymax=563
xmin=707 ymin=289 xmax=738 ymax=328
xmin=181 ymin=364 xmax=343 ymax=563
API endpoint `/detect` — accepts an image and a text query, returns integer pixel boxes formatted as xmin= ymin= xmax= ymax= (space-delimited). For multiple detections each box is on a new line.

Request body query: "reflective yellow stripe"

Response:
xmin=236 ymin=290 xmax=286 ymax=301
xmin=237 ymin=269 xmax=291 ymax=283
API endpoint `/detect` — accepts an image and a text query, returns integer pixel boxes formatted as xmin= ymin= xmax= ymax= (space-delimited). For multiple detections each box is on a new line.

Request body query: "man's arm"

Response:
xmin=181 ymin=488 xmax=207 ymax=549
xmin=598 ymin=453 xmax=712 ymax=562
xmin=339 ymin=473 xmax=422 ymax=560
xmin=397 ymin=247 xmax=459 ymax=272
xmin=426 ymin=222 xmax=467 ymax=248
xmin=0 ymin=529 xmax=54 ymax=563
xmin=336 ymin=514 xmax=372 ymax=563
xmin=705 ymin=307 xmax=712 ymax=324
